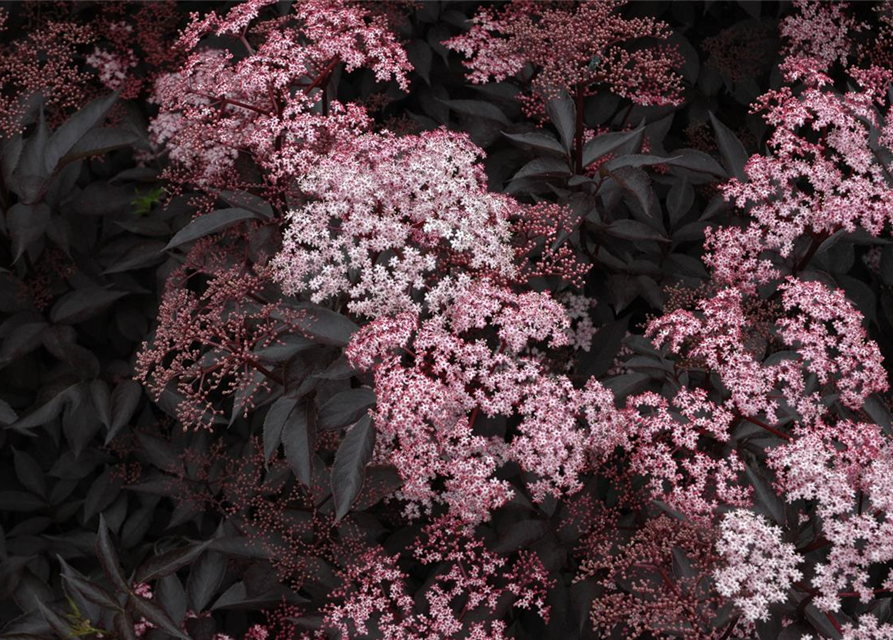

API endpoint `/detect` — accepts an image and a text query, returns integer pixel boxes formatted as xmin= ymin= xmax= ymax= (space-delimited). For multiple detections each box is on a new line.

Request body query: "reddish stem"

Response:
xmin=739 ymin=414 xmax=792 ymax=441
xmin=574 ymin=83 xmax=585 ymax=174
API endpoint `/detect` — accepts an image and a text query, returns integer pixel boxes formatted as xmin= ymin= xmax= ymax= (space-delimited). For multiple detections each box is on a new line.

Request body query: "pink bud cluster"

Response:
xmin=136 ymin=233 xmax=303 ymax=430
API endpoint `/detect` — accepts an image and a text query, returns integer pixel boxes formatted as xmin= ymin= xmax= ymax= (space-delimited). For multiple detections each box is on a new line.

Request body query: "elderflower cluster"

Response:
xmin=445 ymin=0 xmax=684 ymax=115
xmin=713 ymin=510 xmax=803 ymax=622
xmin=273 ymin=130 xmax=518 ymax=319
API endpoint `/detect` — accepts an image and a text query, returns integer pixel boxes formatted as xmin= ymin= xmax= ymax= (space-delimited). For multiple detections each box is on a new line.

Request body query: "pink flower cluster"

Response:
xmin=780 ymin=0 xmax=864 ymax=74
xmin=713 ymin=510 xmax=803 ymax=622
xmin=707 ymin=62 xmax=893 ymax=291
xmin=150 ymin=0 xmax=410 ymax=193
xmin=445 ymin=0 xmax=684 ymax=114
xmin=272 ymin=130 xmax=519 ymax=318
xmin=647 ymin=277 xmax=887 ymax=430
xmin=345 ymin=275 xmax=624 ymax=522
xmin=136 ymin=233 xmax=303 ymax=429
xmin=315 ymin=519 xmax=552 ymax=639
xmin=636 ymin=7 xmax=893 ymax=628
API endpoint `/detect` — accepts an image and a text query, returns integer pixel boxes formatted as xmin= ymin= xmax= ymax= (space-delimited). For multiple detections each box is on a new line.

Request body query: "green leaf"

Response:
xmin=165 ymin=208 xmax=258 ymax=250
xmin=318 ymin=388 xmax=376 ymax=431
xmin=332 ymin=415 xmax=376 ymax=522
xmin=45 ymin=92 xmax=119 ymax=173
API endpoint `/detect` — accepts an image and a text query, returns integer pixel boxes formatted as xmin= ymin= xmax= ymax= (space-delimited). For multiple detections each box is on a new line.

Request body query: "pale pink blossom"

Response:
xmin=713 ymin=510 xmax=803 ymax=622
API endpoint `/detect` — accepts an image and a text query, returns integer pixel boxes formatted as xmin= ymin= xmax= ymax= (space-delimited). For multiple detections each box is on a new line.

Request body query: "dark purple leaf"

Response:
xmin=45 ymin=92 xmax=119 ymax=172
xmin=332 ymin=415 xmax=376 ymax=522
xmin=136 ymin=542 xmax=211 ymax=583
xmin=186 ymin=551 xmax=226 ymax=613
xmin=165 ymin=208 xmax=258 ymax=250
xmin=282 ymin=401 xmax=313 ymax=486
xmin=50 ymin=288 xmax=127 ymax=325
xmin=97 ymin=514 xmax=129 ymax=593
xmin=131 ymin=594 xmax=191 ymax=640
xmin=318 ymin=388 xmax=375 ymax=431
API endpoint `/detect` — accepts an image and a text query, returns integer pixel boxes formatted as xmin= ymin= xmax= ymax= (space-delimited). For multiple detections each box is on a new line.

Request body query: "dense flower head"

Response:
xmin=20 ymin=3 xmax=893 ymax=640
xmin=708 ymin=64 xmax=893 ymax=291
xmin=584 ymin=516 xmax=725 ymax=638
xmin=344 ymin=276 xmax=614 ymax=522
xmin=780 ymin=0 xmax=864 ymax=74
xmin=777 ymin=278 xmax=888 ymax=410
xmin=0 ymin=19 xmax=96 ymax=134
xmin=512 ymin=203 xmax=589 ymax=287
xmin=713 ymin=509 xmax=803 ymax=622
xmin=623 ymin=389 xmax=750 ymax=519
xmin=150 ymin=0 xmax=410 ymax=194
xmin=647 ymin=287 xmax=781 ymax=419
xmin=647 ymin=279 xmax=887 ymax=430
xmin=767 ymin=420 xmax=893 ymax=612
xmin=272 ymin=130 xmax=520 ymax=318
xmin=444 ymin=0 xmax=684 ymax=115
xmin=313 ymin=521 xmax=553 ymax=639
